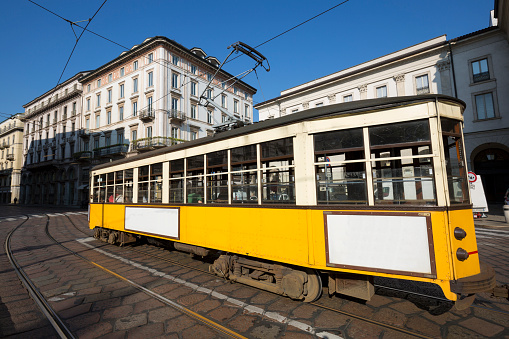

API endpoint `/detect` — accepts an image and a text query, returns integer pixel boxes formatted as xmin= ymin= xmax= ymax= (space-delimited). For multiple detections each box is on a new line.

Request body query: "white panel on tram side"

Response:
xmin=326 ymin=214 xmax=432 ymax=274
xmin=125 ymin=206 xmax=179 ymax=239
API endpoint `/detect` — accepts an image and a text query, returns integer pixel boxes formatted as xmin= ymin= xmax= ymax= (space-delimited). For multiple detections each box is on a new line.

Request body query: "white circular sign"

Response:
xmin=468 ymin=172 xmax=477 ymax=183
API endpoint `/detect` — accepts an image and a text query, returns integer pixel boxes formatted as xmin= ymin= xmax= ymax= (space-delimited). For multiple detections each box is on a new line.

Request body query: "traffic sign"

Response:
xmin=468 ymin=172 xmax=477 ymax=183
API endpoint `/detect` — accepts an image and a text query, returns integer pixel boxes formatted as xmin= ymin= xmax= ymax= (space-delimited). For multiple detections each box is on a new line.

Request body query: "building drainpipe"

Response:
xmin=448 ymin=41 xmax=458 ymax=99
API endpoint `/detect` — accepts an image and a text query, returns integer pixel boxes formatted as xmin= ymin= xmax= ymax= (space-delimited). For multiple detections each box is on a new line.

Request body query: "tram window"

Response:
xmin=369 ymin=120 xmax=430 ymax=147
xmin=93 ymin=174 xmax=106 ymax=203
xmin=369 ymin=120 xmax=435 ymax=205
xmin=169 ymin=159 xmax=184 ymax=203
xmin=441 ymin=119 xmax=469 ymax=204
xmin=124 ymin=169 xmax=133 ymax=203
xmin=106 ymin=173 xmax=114 ymax=203
xmin=314 ymin=128 xmax=366 ymax=205
xmin=231 ymin=145 xmax=257 ymax=204
xmin=187 ymin=155 xmax=204 ymax=203
xmin=207 ymin=151 xmax=228 ymax=203
xmin=261 ymin=138 xmax=295 ymax=204
xmin=114 ymin=171 xmax=124 ymax=203
xmin=138 ymin=165 xmax=149 ymax=203
xmin=150 ymin=163 xmax=163 ymax=203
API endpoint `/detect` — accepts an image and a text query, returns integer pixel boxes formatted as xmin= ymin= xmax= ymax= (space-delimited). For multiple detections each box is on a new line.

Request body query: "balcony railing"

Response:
xmin=131 ymin=136 xmax=184 ymax=151
xmin=78 ymin=129 xmax=91 ymax=138
xmin=72 ymin=151 xmax=93 ymax=161
xmin=0 ymin=123 xmax=24 ymax=136
xmin=473 ymin=72 xmax=490 ymax=83
xmin=6 ymin=154 xmax=14 ymax=161
xmin=139 ymin=109 xmax=155 ymax=121
xmin=93 ymin=144 xmax=129 ymax=157
xmin=168 ymin=109 xmax=186 ymax=122
xmin=416 ymin=86 xmax=430 ymax=95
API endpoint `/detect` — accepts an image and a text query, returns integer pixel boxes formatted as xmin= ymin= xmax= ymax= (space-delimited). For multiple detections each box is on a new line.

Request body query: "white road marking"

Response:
xmin=76 ymin=237 xmax=342 ymax=339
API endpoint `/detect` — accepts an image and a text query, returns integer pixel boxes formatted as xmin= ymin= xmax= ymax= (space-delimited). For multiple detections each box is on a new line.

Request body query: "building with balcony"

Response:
xmin=21 ymin=71 xmax=90 ymax=206
xmin=0 ymin=114 xmax=24 ymax=204
xmin=256 ymin=8 xmax=509 ymax=203
xmin=78 ymin=36 xmax=256 ymax=162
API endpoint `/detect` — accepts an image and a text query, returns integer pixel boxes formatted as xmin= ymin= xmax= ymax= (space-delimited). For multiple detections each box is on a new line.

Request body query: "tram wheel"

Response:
xmin=303 ymin=269 xmax=322 ymax=302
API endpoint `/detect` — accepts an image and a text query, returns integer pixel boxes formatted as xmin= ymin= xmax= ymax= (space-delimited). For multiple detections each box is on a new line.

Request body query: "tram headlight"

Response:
xmin=456 ymin=248 xmax=469 ymax=261
xmin=454 ymin=227 xmax=467 ymax=240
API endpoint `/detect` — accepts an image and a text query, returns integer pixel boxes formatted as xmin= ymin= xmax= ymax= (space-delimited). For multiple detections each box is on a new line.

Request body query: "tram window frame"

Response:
xmin=93 ymin=174 xmax=106 ymax=203
xmin=138 ymin=165 xmax=150 ymax=203
xmin=314 ymin=128 xmax=367 ymax=205
xmin=186 ymin=155 xmax=204 ymax=203
xmin=207 ymin=150 xmax=228 ymax=203
xmin=369 ymin=120 xmax=437 ymax=205
xmin=261 ymin=138 xmax=295 ymax=204
xmin=441 ymin=118 xmax=470 ymax=204
xmin=150 ymin=163 xmax=163 ymax=203
xmin=231 ymin=145 xmax=258 ymax=204
xmin=169 ymin=159 xmax=184 ymax=204
xmin=124 ymin=169 xmax=134 ymax=203
xmin=114 ymin=170 xmax=124 ymax=203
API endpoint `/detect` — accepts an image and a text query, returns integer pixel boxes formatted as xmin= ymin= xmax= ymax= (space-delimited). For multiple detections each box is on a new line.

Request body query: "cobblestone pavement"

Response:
xmin=0 ymin=205 xmax=508 ymax=338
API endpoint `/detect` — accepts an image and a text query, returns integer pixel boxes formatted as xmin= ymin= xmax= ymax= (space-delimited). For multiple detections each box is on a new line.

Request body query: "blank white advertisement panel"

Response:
xmin=326 ymin=213 xmax=432 ymax=275
xmin=125 ymin=207 xmax=179 ymax=239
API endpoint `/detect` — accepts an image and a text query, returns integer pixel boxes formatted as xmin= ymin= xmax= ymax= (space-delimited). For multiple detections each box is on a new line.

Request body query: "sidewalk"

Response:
xmin=474 ymin=204 xmax=509 ymax=230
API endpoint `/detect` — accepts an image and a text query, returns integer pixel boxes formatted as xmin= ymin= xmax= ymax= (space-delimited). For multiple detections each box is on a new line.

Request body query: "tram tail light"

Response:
xmin=456 ymin=248 xmax=469 ymax=261
xmin=454 ymin=227 xmax=467 ymax=240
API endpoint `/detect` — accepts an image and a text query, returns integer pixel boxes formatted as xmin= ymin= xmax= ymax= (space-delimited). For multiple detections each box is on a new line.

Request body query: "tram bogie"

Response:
xmin=88 ymin=95 xmax=496 ymax=307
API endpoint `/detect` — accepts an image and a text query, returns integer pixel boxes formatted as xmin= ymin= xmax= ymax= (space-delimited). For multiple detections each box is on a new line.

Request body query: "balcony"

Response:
xmin=416 ymin=86 xmax=430 ymax=95
xmin=168 ymin=109 xmax=186 ymax=123
xmin=131 ymin=136 xmax=184 ymax=152
xmin=6 ymin=154 xmax=14 ymax=161
xmin=78 ymin=129 xmax=91 ymax=138
xmin=0 ymin=142 xmax=6 ymax=149
xmin=139 ymin=109 xmax=155 ymax=121
xmin=42 ymin=143 xmax=49 ymax=150
xmin=473 ymin=72 xmax=490 ymax=83
xmin=71 ymin=110 xmax=76 ymax=116
xmin=93 ymin=144 xmax=129 ymax=158
xmin=72 ymin=151 xmax=92 ymax=162
xmin=0 ymin=123 xmax=24 ymax=136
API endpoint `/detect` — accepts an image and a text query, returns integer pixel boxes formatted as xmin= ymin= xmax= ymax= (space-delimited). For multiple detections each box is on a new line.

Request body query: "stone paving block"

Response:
xmin=177 ymin=292 xmax=208 ymax=307
xmin=291 ymin=304 xmax=318 ymax=320
xmin=66 ymin=311 xmax=101 ymax=331
xmin=102 ymin=305 xmax=134 ymax=320
xmin=51 ymin=297 xmax=85 ymax=312
xmin=95 ymin=329 xmax=127 ymax=339
xmin=83 ymin=292 xmax=112 ymax=303
xmin=266 ymin=297 xmax=299 ymax=315
xmin=406 ymin=316 xmax=441 ymax=338
xmin=248 ymin=291 xmax=281 ymax=306
xmin=152 ymin=282 xmax=181 ymax=295
xmin=122 ymin=291 xmax=152 ymax=305
xmin=250 ymin=323 xmax=283 ymax=339
xmin=127 ymin=322 xmax=165 ymax=338
xmin=207 ymin=306 xmax=239 ymax=323
xmin=372 ymin=308 xmax=407 ymax=327
xmin=59 ymin=303 xmax=92 ymax=319
xmin=445 ymin=325 xmax=482 ymax=338
xmin=71 ymin=282 xmax=97 ymax=290
xmin=133 ymin=298 xmax=165 ymax=313
xmin=190 ymin=299 xmax=222 ymax=314
xmin=110 ymin=286 xmax=138 ymax=298
xmin=181 ymin=324 xmax=218 ymax=339
xmin=459 ymin=317 xmax=505 ymax=337
xmin=473 ymin=306 xmax=509 ymax=328
xmin=91 ymin=297 xmax=122 ymax=311
xmin=388 ymin=301 xmax=422 ymax=315
xmin=165 ymin=315 xmax=197 ymax=333
xmin=345 ymin=319 xmax=382 ymax=339
xmin=115 ymin=313 xmax=148 ymax=331
xmin=148 ymin=307 xmax=181 ymax=323
xmin=101 ymin=281 xmax=127 ymax=292
xmin=314 ymin=309 xmax=349 ymax=329
xmin=41 ymin=285 xmax=71 ymax=298
xmin=229 ymin=287 xmax=259 ymax=300
xmin=75 ymin=321 xmax=113 ymax=339
xmin=227 ymin=314 xmax=256 ymax=333
xmin=163 ymin=286 xmax=194 ymax=300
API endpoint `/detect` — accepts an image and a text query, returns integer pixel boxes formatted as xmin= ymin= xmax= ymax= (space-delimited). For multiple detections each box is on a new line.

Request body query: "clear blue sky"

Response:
xmin=0 ymin=0 xmax=495 ymax=121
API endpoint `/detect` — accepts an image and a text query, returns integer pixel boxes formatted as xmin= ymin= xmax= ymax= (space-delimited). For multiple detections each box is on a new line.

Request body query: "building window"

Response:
xmin=191 ymin=65 xmax=197 ymax=74
xmin=133 ymin=78 xmax=138 ymax=93
xmin=315 ymin=102 xmax=323 ymax=107
xmin=148 ymin=72 xmax=153 ymax=87
xmin=96 ymin=114 xmax=100 ymax=128
xmin=171 ymin=97 xmax=178 ymax=110
xmin=120 ymin=84 xmax=125 ymax=98
xmin=206 ymin=89 xmax=212 ymax=99
xmin=221 ymin=95 xmax=227 ymax=108
xmin=171 ymin=127 xmax=178 ymax=139
xmin=474 ymin=92 xmax=496 ymax=120
xmin=87 ymin=84 xmax=91 ymax=92
xmin=107 ymin=111 xmax=111 ymax=124
xmin=416 ymin=75 xmax=430 ymax=94
xmin=343 ymin=94 xmax=353 ymax=102
xmin=191 ymin=131 xmax=197 ymax=140
xmin=133 ymin=101 xmax=138 ymax=116
xmin=233 ymin=87 xmax=238 ymax=95
xmin=147 ymin=97 xmax=153 ymax=112
xmin=87 ymin=98 xmax=90 ymax=111
xmin=191 ymin=104 xmax=197 ymax=119
xmin=97 ymin=79 xmax=101 ymax=87
xmin=117 ymin=131 xmax=124 ymax=144
xmin=207 ymin=73 xmax=212 ymax=81
xmin=86 ymin=118 xmax=90 ymax=130
xmin=146 ymin=126 xmax=152 ymax=138
xmin=245 ymin=104 xmax=250 ymax=117
xmin=133 ymin=60 xmax=138 ymax=70
xmin=108 ymin=73 xmax=112 ymax=82
xmin=105 ymin=135 xmax=111 ymax=147
xmin=96 ymin=93 xmax=101 ymax=107
xmin=207 ymin=110 xmax=213 ymax=124
xmin=72 ymin=102 xmax=76 ymax=115
xmin=172 ymin=73 xmax=179 ymax=88
xmin=119 ymin=106 xmax=124 ymax=121
xmin=131 ymin=130 xmax=137 ymax=141
xmin=108 ymin=89 xmax=112 ymax=103
xmin=172 ymin=55 xmax=179 ymax=65
xmin=148 ymin=53 xmax=153 ymax=64
xmin=191 ymin=82 xmax=197 ymax=96
xmin=120 ymin=67 xmax=125 ymax=77
xmin=234 ymin=99 xmax=239 ymax=113
xmin=376 ymin=86 xmax=387 ymax=98
xmin=472 ymin=58 xmax=489 ymax=83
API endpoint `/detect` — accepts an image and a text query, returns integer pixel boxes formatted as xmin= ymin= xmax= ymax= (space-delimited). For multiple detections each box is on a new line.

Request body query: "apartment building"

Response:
xmin=0 ymin=114 xmax=24 ymax=203
xmin=256 ymin=16 xmax=509 ymax=202
xmin=78 ymin=36 xmax=256 ymax=163
xmin=21 ymin=71 xmax=89 ymax=205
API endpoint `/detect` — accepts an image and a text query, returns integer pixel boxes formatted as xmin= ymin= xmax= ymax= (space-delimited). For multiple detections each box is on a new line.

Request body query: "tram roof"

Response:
xmin=92 ymin=94 xmax=465 ymax=171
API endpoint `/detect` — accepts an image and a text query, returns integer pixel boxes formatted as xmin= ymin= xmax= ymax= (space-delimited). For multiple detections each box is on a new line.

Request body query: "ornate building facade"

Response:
xmin=0 ymin=114 xmax=24 ymax=203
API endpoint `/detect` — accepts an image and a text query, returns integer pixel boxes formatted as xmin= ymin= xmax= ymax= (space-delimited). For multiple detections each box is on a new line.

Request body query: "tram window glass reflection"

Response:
xmin=231 ymin=145 xmax=257 ymax=204
xmin=314 ymin=128 xmax=367 ymax=204
xmin=187 ymin=155 xmax=204 ymax=203
xmin=93 ymin=174 xmax=106 ymax=203
xmin=169 ymin=159 xmax=184 ymax=203
xmin=261 ymin=138 xmax=295 ymax=204
xmin=441 ymin=118 xmax=469 ymax=204
xmin=207 ymin=150 xmax=228 ymax=203
xmin=370 ymin=120 xmax=436 ymax=205
xmin=114 ymin=171 xmax=124 ymax=203
xmin=150 ymin=163 xmax=163 ymax=203
xmin=124 ymin=169 xmax=133 ymax=203
xmin=138 ymin=165 xmax=149 ymax=203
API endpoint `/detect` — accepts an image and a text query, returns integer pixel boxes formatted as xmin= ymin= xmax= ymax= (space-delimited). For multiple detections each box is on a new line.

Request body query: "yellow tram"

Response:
xmin=89 ymin=94 xmax=495 ymax=306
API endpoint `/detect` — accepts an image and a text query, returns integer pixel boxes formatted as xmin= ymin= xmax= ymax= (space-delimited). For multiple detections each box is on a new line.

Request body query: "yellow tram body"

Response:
xmin=89 ymin=95 xmax=495 ymax=304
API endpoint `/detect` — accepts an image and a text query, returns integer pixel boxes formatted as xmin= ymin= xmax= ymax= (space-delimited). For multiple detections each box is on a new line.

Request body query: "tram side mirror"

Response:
xmin=454 ymin=227 xmax=467 ymax=240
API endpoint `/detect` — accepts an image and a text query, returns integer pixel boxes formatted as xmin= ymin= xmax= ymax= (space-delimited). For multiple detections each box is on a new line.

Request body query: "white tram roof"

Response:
xmin=92 ymin=94 xmax=465 ymax=171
